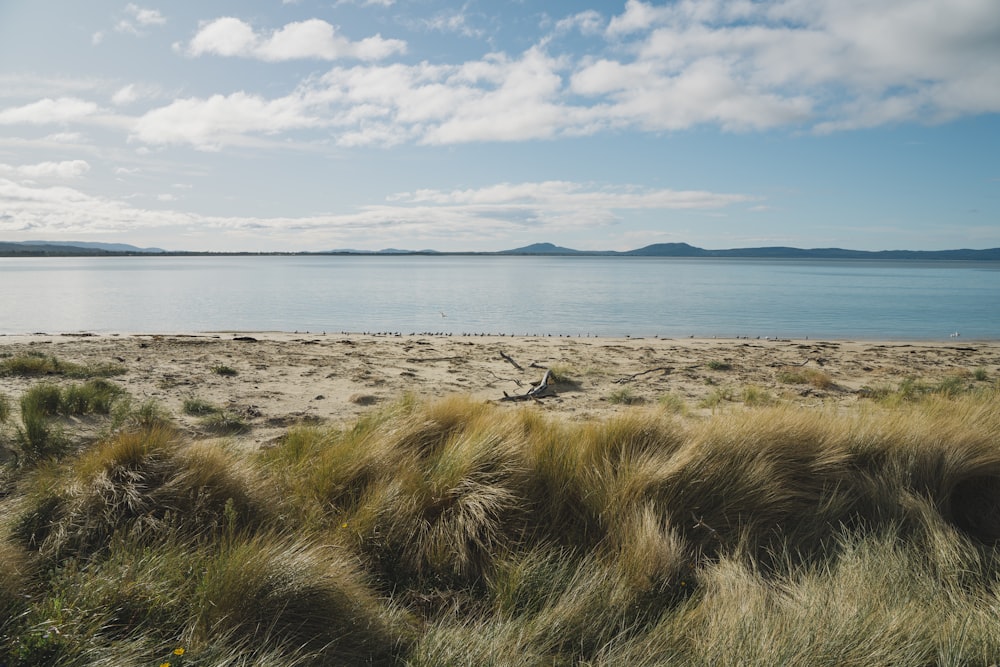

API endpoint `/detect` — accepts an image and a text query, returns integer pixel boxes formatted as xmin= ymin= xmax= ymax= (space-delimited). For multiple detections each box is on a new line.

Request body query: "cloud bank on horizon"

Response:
xmin=0 ymin=0 xmax=997 ymax=252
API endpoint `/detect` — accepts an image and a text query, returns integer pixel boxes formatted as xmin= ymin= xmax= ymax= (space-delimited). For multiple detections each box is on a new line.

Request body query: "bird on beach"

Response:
xmin=950 ymin=331 xmax=961 ymax=338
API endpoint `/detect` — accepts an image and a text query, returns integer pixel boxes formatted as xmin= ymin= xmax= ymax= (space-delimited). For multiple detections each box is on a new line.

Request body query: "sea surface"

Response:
xmin=1 ymin=255 xmax=998 ymax=339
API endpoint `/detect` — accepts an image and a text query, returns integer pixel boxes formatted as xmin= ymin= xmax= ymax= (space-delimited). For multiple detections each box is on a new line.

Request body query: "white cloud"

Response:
xmin=186 ymin=17 xmax=405 ymax=61
xmin=0 ymin=98 xmax=99 ymax=125
xmin=423 ymin=10 xmax=485 ymax=38
xmin=0 ymin=177 xmax=754 ymax=246
xmin=44 ymin=132 xmax=86 ymax=143
xmin=131 ymin=91 xmax=323 ymax=150
xmin=593 ymin=0 xmax=1000 ymax=130
xmin=187 ymin=17 xmax=257 ymax=57
xmin=112 ymin=84 xmax=138 ymax=106
xmin=123 ymin=0 xmax=1000 ymax=150
xmin=555 ymin=10 xmax=604 ymax=36
xmin=0 ymin=160 xmax=91 ymax=180
xmin=116 ymin=4 xmax=166 ymax=35
xmin=127 ymin=4 xmax=165 ymax=26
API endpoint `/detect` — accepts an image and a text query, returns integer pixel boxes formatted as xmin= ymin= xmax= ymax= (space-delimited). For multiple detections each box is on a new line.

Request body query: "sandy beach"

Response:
xmin=2 ymin=333 xmax=998 ymax=447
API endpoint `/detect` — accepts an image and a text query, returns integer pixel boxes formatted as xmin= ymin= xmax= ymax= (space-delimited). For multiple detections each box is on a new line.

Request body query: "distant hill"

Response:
xmin=0 ymin=241 xmax=122 ymax=256
xmin=622 ymin=244 xmax=1000 ymax=260
xmin=498 ymin=242 xmax=586 ymax=255
xmin=3 ymin=239 xmax=999 ymax=260
xmin=21 ymin=241 xmax=166 ymax=253
xmin=504 ymin=242 xmax=1000 ymax=261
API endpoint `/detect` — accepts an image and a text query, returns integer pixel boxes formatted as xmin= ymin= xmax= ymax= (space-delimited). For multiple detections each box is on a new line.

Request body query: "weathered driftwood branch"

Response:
xmin=488 ymin=370 xmax=523 ymax=387
xmin=501 ymin=369 xmax=554 ymax=402
xmin=499 ymin=350 xmax=523 ymax=370
xmin=613 ymin=366 xmax=673 ymax=384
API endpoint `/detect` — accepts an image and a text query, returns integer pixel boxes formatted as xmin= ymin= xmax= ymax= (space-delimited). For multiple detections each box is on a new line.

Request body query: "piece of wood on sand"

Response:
xmin=501 ymin=369 xmax=554 ymax=402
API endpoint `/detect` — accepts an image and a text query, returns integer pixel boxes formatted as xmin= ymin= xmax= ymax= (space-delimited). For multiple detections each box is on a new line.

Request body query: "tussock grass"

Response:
xmin=777 ymin=366 xmax=835 ymax=389
xmin=3 ymin=385 xmax=1000 ymax=664
xmin=0 ymin=353 xmax=125 ymax=379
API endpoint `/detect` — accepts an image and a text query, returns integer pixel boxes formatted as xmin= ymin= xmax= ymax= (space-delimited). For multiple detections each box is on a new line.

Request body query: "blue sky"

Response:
xmin=0 ymin=0 xmax=997 ymax=252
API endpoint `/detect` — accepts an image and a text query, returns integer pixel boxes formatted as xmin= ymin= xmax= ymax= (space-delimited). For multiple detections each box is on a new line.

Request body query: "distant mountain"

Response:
xmin=498 ymin=242 xmax=585 ymax=255
xmin=500 ymin=242 xmax=1000 ymax=261
xmin=20 ymin=240 xmax=166 ymax=253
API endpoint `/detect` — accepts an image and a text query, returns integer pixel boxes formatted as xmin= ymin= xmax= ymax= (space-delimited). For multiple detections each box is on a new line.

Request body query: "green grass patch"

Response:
xmin=182 ymin=397 xmax=218 ymax=416
xmin=608 ymin=387 xmax=644 ymax=405
xmin=212 ymin=365 xmax=238 ymax=377
xmin=199 ymin=411 xmax=250 ymax=435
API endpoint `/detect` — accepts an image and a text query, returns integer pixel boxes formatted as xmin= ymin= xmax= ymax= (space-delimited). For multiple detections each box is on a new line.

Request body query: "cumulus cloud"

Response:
xmin=186 ymin=17 xmax=406 ymax=61
xmin=131 ymin=91 xmax=324 ymax=150
xmin=118 ymin=0 xmax=1000 ymax=149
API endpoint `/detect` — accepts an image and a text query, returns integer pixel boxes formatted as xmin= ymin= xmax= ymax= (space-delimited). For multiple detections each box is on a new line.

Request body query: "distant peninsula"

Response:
xmin=2 ymin=240 xmax=999 ymax=261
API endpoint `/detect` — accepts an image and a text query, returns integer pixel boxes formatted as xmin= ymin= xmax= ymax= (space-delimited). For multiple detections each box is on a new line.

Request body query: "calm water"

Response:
xmin=1 ymin=255 xmax=998 ymax=339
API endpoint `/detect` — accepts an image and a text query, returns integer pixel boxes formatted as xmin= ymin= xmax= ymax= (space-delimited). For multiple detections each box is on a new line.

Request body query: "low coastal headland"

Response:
xmin=1 ymin=333 xmax=999 ymax=664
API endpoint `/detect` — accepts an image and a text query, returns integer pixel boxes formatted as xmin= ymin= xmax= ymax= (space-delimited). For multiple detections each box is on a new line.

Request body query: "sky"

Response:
xmin=0 ymin=0 xmax=998 ymax=253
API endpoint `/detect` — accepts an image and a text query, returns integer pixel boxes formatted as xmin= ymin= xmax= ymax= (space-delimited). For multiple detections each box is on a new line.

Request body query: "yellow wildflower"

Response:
xmin=174 ymin=647 xmax=186 ymax=655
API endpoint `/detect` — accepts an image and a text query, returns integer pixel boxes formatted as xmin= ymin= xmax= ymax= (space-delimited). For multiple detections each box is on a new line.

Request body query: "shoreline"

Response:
xmin=3 ymin=333 xmax=998 ymax=448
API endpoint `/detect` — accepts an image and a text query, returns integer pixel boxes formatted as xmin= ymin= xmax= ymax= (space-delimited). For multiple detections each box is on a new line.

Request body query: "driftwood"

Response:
xmin=499 ymin=350 xmax=523 ymax=370
xmin=488 ymin=370 xmax=523 ymax=387
xmin=613 ymin=366 xmax=673 ymax=384
xmin=501 ymin=369 xmax=555 ymax=402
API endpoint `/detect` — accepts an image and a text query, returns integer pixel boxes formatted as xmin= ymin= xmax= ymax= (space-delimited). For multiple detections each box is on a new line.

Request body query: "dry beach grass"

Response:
xmin=1 ymin=333 xmax=999 ymax=665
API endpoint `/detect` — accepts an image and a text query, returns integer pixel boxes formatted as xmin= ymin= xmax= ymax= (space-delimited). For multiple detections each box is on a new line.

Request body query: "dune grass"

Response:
xmin=0 ymin=352 xmax=125 ymax=379
xmin=1 ymin=379 xmax=1000 ymax=665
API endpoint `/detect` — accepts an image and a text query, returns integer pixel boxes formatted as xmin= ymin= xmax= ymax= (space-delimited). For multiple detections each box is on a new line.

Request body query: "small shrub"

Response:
xmin=16 ymin=386 xmax=67 ymax=462
xmin=707 ymin=360 xmax=732 ymax=371
xmin=183 ymin=397 xmax=218 ymax=416
xmin=658 ymin=393 xmax=686 ymax=415
xmin=110 ymin=398 xmax=172 ymax=432
xmin=609 ymin=388 xmax=644 ymax=405
xmin=20 ymin=384 xmax=62 ymax=418
xmin=934 ymin=375 xmax=969 ymax=398
xmin=741 ymin=385 xmax=775 ymax=407
xmin=777 ymin=367 xmax=834 ymax=389
xmin=200 ymin=411 xmax=249 ymax=435
xmin=60 ymin=379 xmax=124 ymax=415
xmin=972 ymin=367 xmax=988 ymax=381
xmin=699 ymin=387 xmax=733 ymax=410
xmin=212 ymin=365 xmax=238 ymax=377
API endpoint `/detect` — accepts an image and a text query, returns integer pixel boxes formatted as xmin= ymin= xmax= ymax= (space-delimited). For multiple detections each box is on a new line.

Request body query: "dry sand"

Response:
xmin=2 ymin=333 xmax=999 ymax=448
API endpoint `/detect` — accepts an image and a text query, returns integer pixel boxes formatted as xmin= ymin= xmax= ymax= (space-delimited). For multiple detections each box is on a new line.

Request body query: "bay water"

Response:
xmin=1 ymin=255 xmax=997 ymax=339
